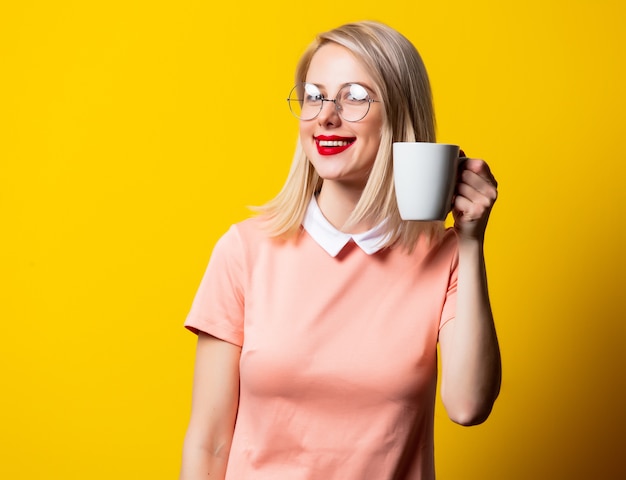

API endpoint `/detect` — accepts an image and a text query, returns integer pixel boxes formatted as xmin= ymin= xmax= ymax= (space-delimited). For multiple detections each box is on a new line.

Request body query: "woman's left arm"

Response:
xmin=438 ymin=157 xmax=502 ymax=426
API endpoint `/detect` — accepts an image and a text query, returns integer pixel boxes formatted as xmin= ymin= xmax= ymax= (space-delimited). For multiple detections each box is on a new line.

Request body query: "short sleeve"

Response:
xmin=184 ymin=225 xmax=245 ymax=346
xmin=439 ymin=234 xmax=459 ymax=331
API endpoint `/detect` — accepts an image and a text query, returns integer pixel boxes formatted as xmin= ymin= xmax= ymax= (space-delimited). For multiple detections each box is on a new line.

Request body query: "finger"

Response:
xmin=461 ymin=159 xmax=498 ymax=188
xmin=453 ymin=196 xmax=492 ymax=225
xmin=454 ymin=186 xmax=495 ymax=222
xmin=459 ymin=168 xmax=498 ymax=198
xmin=456 ymin=184 xmax=495 ymax=211
xmin=453 ymin=193 xmax=474 ymax=215
xmin=453 ymin=194 xmax=486 ymax=221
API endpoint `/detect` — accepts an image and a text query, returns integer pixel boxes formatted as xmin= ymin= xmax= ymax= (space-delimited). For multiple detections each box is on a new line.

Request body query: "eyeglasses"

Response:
xmin=287 ymin=83 xmax=380 ymax=122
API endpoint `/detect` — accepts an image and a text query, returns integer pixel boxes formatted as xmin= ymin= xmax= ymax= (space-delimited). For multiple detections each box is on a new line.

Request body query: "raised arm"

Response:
xmin=438 ymin=157 xmax=502 ymax=426
xmin=180 ymin=332 xmax=241 ymax=480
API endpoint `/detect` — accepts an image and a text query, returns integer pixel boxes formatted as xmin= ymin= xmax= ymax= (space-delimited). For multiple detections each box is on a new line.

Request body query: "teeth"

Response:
xmin=318 ymin=140 xmax=352 ymax=147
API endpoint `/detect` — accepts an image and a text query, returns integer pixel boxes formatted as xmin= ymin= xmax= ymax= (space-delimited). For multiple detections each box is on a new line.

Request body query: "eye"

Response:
xmin=347 ymin=84 xmax=368 ymax=101
xmin=303 ymin=83 xmax=323 ymax=103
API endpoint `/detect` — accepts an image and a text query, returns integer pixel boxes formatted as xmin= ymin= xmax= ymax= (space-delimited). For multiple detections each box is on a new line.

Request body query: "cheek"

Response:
xmin=362 ymin=131 xmax=382 ymax=156
xmin=360 ymin=119 xmax=383 ymax=145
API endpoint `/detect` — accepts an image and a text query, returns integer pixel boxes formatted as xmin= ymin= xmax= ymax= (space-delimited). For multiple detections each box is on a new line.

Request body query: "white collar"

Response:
xmin=302 ymin=196 xmax=391 ymax=257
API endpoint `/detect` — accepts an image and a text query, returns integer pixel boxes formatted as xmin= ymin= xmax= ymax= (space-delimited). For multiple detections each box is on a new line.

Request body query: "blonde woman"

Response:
xmin=180 ymin=21 xmax=501 ymax=480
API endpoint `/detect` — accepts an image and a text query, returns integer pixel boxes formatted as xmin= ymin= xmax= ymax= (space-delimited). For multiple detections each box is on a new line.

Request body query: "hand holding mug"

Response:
xmin=452 ymin=154 xmax=498 ymax=241
xmin=392 ymin=143 xmax=498 ymax=240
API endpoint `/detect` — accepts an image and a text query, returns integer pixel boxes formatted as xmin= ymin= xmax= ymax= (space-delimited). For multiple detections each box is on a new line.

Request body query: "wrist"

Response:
xmin=456 ymin=234 xmax=486 ymax=257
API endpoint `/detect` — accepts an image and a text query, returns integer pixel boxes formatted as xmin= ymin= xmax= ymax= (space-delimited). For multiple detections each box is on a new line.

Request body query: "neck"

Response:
xmin=316 ymin=181 xmax=373 ymax=233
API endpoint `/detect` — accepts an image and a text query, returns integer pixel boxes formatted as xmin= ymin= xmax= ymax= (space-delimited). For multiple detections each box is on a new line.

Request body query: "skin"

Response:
xmin=180 ymin=43 xmax=501 ymax=479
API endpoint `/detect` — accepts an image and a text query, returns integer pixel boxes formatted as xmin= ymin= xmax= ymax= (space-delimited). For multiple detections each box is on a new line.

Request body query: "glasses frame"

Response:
xmin=287 ymin=83 xmax=381 ymax=123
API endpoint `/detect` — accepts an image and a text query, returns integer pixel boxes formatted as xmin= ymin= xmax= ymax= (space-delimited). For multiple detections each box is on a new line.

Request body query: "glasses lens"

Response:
xmin=337 ymin=84 xmax=371 ymax=122
xmin=287 ymin=83 xmax=322 ymax=120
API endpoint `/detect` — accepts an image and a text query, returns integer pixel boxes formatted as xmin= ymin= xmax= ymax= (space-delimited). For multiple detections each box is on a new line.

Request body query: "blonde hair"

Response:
xmin=256 ymin=21 xmax=443 ymax=250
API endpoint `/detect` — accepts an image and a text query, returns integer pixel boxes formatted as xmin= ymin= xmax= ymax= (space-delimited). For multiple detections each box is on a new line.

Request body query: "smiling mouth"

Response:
xmin=314 ymin=137 xmax=355 ymax=156
xmin=317 ymin=139 xmax=354 ymax=147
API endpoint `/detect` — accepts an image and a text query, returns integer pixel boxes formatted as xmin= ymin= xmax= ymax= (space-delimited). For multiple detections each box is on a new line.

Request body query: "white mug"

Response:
xmin=393 ymin=142 xmax=460 ymax=221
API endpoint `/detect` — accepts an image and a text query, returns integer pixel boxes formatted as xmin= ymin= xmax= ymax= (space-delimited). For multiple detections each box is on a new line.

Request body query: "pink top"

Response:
xmin=185 ymin=198 xmax=459 ymax=480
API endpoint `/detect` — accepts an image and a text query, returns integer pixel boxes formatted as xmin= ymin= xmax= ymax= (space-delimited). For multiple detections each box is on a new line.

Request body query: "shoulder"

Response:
xmin=441 ymin=227 xmax=459 ymax=253
xmin=407 ymin=226 xmax=458 ymax=257
xmin=227 ymin=216 xmax=273 ymax=249
xmin=218 ymin=216 xmax=293 ymax=258
xmin=400 ymin=227 xmax=458 ymax=273
xmin=438 ymin=227 xmax=460 ymax=271
xmin=435 ymin=227 xmax=459 ymax=261
xmin=232 ymin=216 xmax=266 ymax=238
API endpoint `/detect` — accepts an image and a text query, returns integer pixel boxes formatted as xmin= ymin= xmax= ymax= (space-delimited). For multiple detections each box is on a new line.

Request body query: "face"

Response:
xmin=299 ymin=43 xmax=383 ymax=189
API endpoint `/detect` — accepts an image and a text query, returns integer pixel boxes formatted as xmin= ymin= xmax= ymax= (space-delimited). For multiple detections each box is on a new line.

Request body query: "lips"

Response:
xmin=314 ymin=135 xmax=355 ymax=156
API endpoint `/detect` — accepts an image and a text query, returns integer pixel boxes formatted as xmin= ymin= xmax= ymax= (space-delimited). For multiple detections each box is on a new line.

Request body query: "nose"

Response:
xmin=317 ymin=99 xmax=341 ymax=126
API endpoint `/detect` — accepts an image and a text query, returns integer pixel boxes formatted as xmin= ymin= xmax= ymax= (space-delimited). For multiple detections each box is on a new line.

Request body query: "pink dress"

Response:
xmin=185 ymin=199 xmax=459 ymax=479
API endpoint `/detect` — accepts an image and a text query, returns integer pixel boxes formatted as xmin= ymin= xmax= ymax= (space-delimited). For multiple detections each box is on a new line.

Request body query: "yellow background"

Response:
xmin=1 ymin=0 xmax=624 ymax=478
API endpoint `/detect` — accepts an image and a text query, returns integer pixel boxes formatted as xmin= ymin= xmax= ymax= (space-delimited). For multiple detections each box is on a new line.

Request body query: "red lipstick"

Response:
xmin=314 ymin=135 xmax=356 ymax=156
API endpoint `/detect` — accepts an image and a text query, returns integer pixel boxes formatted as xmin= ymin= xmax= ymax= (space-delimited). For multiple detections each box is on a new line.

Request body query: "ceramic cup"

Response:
xmin=393 ymin=142 xmax=461 ymax=221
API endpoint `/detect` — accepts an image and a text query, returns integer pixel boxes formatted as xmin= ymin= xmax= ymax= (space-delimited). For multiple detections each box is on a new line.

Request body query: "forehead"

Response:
xmin=305 ymin=43 xmax=375 ymax=90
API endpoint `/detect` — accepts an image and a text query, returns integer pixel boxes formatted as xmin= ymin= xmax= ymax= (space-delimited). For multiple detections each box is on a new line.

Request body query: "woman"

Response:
xmin=180 ymin=21 xmax=501 ymax=480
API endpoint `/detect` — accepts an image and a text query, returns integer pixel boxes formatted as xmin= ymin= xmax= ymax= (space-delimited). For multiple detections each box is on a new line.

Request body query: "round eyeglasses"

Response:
xmin=287 ymin=83 xmax=380 ymax=122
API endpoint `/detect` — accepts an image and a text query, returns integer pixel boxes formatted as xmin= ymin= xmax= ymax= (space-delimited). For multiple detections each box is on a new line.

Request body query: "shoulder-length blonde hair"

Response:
xmin=256 ymin=21 xmax=443 ymax=250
